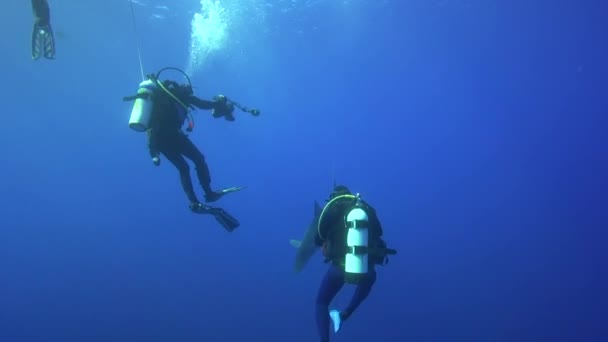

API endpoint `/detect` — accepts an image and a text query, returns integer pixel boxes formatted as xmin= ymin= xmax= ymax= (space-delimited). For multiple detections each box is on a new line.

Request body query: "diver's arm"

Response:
xmin=146 ymin=130 xmax=161 ymax=166
xmin=187 ymin=96 xmax=217 ymax=110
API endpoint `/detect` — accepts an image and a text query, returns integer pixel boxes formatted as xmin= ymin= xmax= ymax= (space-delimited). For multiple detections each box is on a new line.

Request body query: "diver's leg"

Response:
xmin=159 ymin=143 xmax=199 ymax=204
xmin=315 ymin=264 xmax=345 ymax=342
xmin=341 ymin=270 xmax=377 ymax=321
xmin=177 ymin=135 xmax=215 ymax=198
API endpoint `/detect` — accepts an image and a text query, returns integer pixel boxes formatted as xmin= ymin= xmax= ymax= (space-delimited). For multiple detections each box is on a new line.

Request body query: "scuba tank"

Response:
xmin=344 ymin=195 xmax=370 ymax=284
xmin=128 ymin=79 xmax=158 ymax=132
xmin=127 ymin=67 xmax=190 ymax=132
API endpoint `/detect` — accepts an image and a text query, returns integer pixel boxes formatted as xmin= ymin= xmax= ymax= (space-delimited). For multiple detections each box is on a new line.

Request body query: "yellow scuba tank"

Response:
xmin=128 ymin=79 xmax=158 ymax=132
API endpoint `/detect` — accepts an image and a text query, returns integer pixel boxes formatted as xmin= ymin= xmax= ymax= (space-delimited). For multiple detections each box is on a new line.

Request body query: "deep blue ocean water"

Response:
xmin=1 ymin=0 xmax=606 ymax=341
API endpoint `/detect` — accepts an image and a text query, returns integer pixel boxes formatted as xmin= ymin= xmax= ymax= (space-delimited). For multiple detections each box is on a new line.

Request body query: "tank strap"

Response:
xmin=346 ymin=220 xmax=370 ymax=228
xmin=122 ymin=92 xmax=148 ymax=102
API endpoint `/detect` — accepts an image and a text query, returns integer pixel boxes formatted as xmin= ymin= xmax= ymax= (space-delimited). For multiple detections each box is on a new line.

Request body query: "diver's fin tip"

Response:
xmin=211 ymin=207 xmax=240 ymax=232
xmin=219 ymin=185 xmax=246 ymax=194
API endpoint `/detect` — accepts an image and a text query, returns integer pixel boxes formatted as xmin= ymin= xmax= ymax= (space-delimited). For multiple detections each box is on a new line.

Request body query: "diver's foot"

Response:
xmin=189 ymin=202 xmax=211 ymax=214
xmin=329 ymin=310 xmax=342 ymax=333
xmin=204 ymin=191 xmax=224 ymax=203
xmin=205 ymin=186 xmax=245 ymax=202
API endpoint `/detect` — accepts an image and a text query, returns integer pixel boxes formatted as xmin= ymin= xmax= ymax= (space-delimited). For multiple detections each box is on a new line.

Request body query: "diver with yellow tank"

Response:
xmin=123 ymin=67 xmax=260 ymax=232
xmin=314 ymin=185 xmax=397 ymax=342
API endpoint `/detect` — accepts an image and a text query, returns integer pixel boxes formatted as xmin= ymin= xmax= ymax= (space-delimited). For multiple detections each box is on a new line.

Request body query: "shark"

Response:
xmin=289 ymin=201 xmax=323 ymax=273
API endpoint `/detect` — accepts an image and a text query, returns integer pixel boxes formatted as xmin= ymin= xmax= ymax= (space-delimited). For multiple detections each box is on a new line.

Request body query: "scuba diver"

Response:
xmin=314 ymin=185 xmax=397 ymax=342
xmin=31 ymin=0 xmax=55 ymax=60
xmin=123 ymin=67 xmax=260 ymax=232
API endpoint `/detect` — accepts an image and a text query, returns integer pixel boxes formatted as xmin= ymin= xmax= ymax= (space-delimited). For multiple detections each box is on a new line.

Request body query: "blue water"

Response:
xmin=1 ymin=0 xmax=607 ymax=341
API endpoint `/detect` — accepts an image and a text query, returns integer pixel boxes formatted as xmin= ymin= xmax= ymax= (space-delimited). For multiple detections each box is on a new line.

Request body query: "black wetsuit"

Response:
xmin=314 ymin=198 xmax=386 ymax=342
xmin=148 ymin=85 xmax=220 ymax=204
xmin=32 ymin=0 xmax=50 ymax=24
xmin=31 ymin=0 xmax=55 ymax=60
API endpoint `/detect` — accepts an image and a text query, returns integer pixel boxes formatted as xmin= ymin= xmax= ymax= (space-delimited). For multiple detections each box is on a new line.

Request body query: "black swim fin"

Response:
xmin=32 ymin=24 xmax=55 ymax=60
xmin=209 ymin=207 xmax=240 ymax=232
xmin=190 ymin=203 xmax=240 ymax=232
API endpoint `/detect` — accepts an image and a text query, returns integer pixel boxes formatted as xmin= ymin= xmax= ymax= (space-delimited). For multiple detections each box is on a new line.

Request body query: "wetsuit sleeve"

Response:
xmin=187 ymin=95 xmax=217 ymax=110
xmin=146 ymin=130 xmax=159 ymax=158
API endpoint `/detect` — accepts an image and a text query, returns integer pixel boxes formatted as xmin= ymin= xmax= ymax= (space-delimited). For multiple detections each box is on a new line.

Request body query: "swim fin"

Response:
xmin=220 ymin=186 xmax=245 ymax=195
xmin=205 ymin=186 xmax=246 ymax=202
xmin=32 ymin=24 xmax=55 ymax=60
xmin=329 ymin=310 xmax=342 ymax=333
xmin=190 ymin=203 xmax=240 ymax=232
xmin=209 ymin=207 xmax=240 ymax=232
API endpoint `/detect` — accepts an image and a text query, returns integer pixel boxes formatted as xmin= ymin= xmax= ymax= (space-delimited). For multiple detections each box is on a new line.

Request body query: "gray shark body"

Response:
xmin=290 ymin=201 xmax=323 ymax=273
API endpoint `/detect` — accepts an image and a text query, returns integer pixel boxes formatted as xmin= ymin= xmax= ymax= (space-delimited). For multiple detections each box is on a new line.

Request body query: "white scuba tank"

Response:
xmin=128 ymin=79 xmax=157 ymax=132
xmin=344 ymin=205 xmax=369 ymax=282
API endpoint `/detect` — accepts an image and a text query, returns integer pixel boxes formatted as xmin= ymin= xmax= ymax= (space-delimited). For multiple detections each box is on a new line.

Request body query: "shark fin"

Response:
xmin=314 ymin=200 xmax=322 ymax=217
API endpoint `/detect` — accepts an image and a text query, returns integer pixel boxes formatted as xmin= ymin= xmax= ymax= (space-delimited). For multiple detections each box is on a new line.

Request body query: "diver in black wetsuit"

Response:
xmin=123 ymin=69 xmax=260 ymax=231
xmin=31 ymin=0 xmax=55 ymax=60
xmin=314 ymin=185 xmax=397 ymax=342
xmin=146 ymin=80 xmax=234 ymax=205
